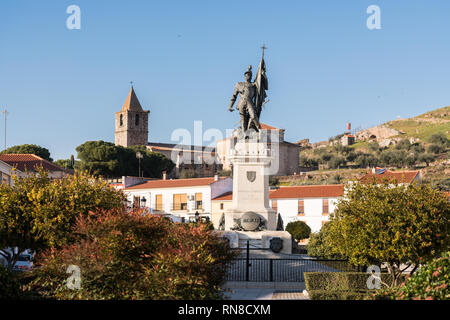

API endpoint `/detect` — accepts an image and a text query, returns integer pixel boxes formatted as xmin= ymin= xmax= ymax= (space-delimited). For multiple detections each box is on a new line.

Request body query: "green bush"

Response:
xmin=0 ymin=265 xmax=22 ymax=299
xmin=304 ymin=272 xmax=408 ymax=300
xmin=308 ymin=290 xmax=369 ymax=300
xmin=373 ymin=252 xmax=449 ymax=300
xmin=285 ymin=221 xmax=311 ymax=241
xmin=305 ymin=272 xmax=407 ymax=291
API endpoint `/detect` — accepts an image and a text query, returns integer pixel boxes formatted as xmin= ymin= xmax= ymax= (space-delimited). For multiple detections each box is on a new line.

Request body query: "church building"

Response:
xmin=115 ymin=86 xmax=150 ymax=147
xmin=114 ymin=86 xmax=219 ymax=177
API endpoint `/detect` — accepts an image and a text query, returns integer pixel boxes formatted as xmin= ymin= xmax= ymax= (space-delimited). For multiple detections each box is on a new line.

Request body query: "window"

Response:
xmin=173 ymin=194 xmax=187 ymax=211
xmin=322 ymin=199 xmax=329 ymax=215
xmin=119 ymin=114 xmax=123 ymax=126
xmin=195 ymin=193 xmax=203 ymax=210
xmin=272 ymin=200 xmax=277 ymax=213
xmin=220 ymin=203 xmax=224 ymax=210
xmin=155 ymin=194 xmax=163 ymax=211
xmin=135 ymin=114 xmax=140 ymax=126
xmin=133 ymin=196 xmax=140 ymax=209
xmin=298 ymin=199 xmax=304 ymax=215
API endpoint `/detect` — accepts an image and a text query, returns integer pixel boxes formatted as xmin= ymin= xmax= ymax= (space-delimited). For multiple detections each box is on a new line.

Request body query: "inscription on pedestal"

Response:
xmin=240 ymin=211 xmax=261 ymax=231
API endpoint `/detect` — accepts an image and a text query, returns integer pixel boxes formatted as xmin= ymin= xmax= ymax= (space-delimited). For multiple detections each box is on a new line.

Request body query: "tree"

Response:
xmin=0 ymin=170 xmax=125 ymax=269
xmin=286 ymin=221 xmax=311 ymax=241
xmin=418 ymin=153 xmax=435 ymax=166
xmin=328 ymin=155 xmax=346 ymax=169
xmin=355 ymin=153 xmax=378 ymax=168
xmin=26 ymin=210 xmax=237 ymax=299
xmin=427 ymin=144 xmax=445 ymax=154
xmin=1 ymin=144 xmax=52 ymax=161
xmin=395 ymin=139 xmax=411 ymax=150
xmin=276 ymin=213 xmax=284 ymax=231
xmin=55 ymin=155 xmax=78 ymax=170
xmin=325 ymin=182 xmax=449 ymax=287
xmin=429 ymin=132 xmax=449 ymax=147
xmin=368 ymin=141 xmax=380 ymax=152
xmin=76 ymin=141 xmax=174 ymax=178
xmin=307 ymin=223 xmax=346 ymax=259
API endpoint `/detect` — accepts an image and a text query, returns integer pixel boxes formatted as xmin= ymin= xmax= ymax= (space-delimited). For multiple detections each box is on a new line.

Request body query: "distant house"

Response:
xmin=0 ymin=154 xmax=67 ymax=179
xmin=211 ymin=184 xmax=344 ymax=233
xmin=0 ymin=159 xmax=19 ymax=186
xmin=123 ymin=175 xmax=232 ymax=222
xmin=359 ymin=168 xmax=420 ymax=185
xmin=341 ymin=134 xmax=355 ymax=146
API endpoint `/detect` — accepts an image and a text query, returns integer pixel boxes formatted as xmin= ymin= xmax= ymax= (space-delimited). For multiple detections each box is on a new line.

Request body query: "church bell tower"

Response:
xmin=115 ymin=86 xmax=150 ymax=147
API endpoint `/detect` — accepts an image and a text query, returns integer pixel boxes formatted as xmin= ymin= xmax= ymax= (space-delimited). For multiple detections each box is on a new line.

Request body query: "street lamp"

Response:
xmin=136 ymin=152 xmax=143 ymax=177
xmin=195 ymin=211 xmax=200 ymax=223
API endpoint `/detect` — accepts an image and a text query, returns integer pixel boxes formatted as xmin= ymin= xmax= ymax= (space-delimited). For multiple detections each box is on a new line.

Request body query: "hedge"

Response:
xmin=305 ymin=272 xmax=408 ymax=300
xmin=308 ymin=290 xmax=369 ymax=300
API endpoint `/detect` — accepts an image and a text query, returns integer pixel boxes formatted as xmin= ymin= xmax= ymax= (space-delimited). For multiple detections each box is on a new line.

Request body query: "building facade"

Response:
xmin=211 ymin=184 xmax=344 ymax=233
xmin=0 ymin=159 xmax=17 ymax=185
xmin=123 ymin=176 xmax=232 ymax=221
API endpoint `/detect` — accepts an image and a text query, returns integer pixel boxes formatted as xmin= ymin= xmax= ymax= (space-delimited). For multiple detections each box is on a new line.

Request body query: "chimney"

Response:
xmin=162 ymin=171 xmax=167 ymax=180
xmin=214 ymin=174 xmax=219 ymax=181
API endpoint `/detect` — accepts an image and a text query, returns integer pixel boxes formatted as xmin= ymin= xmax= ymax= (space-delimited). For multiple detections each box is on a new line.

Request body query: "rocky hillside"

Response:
xmin=355 ymin=106 xmax=450 ymax=147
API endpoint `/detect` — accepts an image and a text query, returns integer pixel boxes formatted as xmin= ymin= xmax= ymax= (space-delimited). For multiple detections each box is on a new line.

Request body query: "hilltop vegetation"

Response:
xmin=386 ymin=106 xmax=450 ymax=141
xmin=290 ymin=106 xmax=450 ymax=189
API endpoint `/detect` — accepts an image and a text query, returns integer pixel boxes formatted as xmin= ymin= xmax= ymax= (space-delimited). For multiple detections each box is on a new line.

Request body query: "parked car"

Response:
xmin=1 ymin=247 xmax=35 ymax=271
xmin=12 ymin=253 xmax=34 ymax=272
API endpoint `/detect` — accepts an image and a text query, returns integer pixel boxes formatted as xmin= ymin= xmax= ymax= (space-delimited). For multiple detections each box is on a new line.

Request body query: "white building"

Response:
xmin=212 ymin=184 xmax=344 ymax=233
xmin=0 ymin=159 xmax=18 ymax=186
xmin=0 ymin=154 xmax=67 ymax=179
xmin=123 ymin=175 xmax=232 ymax=221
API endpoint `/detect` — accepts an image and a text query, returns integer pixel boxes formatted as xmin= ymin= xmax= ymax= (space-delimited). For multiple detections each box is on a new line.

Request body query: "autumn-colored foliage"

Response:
xmin=0 ymin=170 xmax=125 ymax=269
xmin=26 ymin=209 xmax=237 ymax=300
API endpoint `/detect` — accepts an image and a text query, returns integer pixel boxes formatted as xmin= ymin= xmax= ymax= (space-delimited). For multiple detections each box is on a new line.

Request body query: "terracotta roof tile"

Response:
xmin=260 ymin=123 xmax=280 ymax=130
xmin=121 ymin=86 xmax=144 ymax=112
xmin=125 ymin=177 xmax=227 ymax=190
xmin=0 ymin=154 xmax=65 ymax=172
xmin=359 ymin=170 xmax=420 ymax=184
xmin=212 ymin=185 xmax=344 ymax=200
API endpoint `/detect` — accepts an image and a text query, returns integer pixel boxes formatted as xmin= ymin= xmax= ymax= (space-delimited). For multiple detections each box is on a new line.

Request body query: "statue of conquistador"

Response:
xmin=228 ymin=65 xmax=262 ymax=133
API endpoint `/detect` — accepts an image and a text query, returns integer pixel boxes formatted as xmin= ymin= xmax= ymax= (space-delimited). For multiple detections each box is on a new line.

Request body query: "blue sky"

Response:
xmin=1 ymin=0 xmax=450 ymax=160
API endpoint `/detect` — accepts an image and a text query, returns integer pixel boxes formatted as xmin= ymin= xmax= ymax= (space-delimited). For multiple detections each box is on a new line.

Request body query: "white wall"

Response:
xmin=271 ymin=197 xmax=339 ymax=233
xmin=125 ymin=185 xmax=213 ymax=219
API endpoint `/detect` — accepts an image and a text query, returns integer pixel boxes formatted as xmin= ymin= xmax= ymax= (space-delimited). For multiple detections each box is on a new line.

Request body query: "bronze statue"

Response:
xmin=228 ymin=47 xmax=268 ymax=134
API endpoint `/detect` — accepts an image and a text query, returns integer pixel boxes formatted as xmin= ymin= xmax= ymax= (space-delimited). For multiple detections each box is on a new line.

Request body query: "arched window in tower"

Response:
xmin=135 ymin=114 xmax=140 ymax=126
xmin=120 ymin=114 xmax=123 ymax=126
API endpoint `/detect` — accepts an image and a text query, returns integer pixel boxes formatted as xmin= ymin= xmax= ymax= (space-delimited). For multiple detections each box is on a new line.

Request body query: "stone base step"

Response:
xmin=238 ymin=239 xmax=262 ymax=249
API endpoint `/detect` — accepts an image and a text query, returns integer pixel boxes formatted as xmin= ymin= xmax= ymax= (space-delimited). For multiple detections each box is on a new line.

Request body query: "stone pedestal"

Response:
xmin=218 ymin=137 xmax=292 ymax=254
xmin=224 ymin=141 xmax=277 ymax=231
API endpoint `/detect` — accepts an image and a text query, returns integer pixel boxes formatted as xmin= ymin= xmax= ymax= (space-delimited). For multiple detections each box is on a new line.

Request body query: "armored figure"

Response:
xmin=228 ymin=66 xmax=262 ymax=133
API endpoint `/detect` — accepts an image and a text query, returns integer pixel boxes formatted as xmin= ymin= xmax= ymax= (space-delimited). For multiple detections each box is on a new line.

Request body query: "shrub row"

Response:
xmin=307 ymin=290 xmax=369 ymax=300
xmin=304 ymin=272 xmax=408 ymax=300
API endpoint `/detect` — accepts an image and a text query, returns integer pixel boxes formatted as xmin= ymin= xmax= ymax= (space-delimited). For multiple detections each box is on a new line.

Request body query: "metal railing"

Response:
xmin=225 ymin=258 xmax=359 ymax=282
xmin=224 ymin=241 xmax=360 ymax=282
